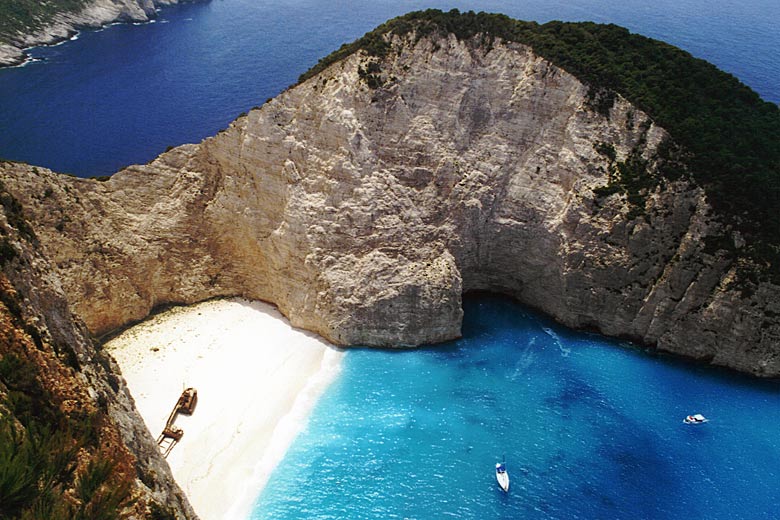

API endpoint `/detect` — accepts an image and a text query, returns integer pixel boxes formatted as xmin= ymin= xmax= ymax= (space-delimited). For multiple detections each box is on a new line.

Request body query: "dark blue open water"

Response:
xmin=252 ymin=296 xmax=779 ymax=519
xmin=0 ymin=0 xmax=778 ymax=177
xmin=1 ymin=2 xmax=778 ymax=518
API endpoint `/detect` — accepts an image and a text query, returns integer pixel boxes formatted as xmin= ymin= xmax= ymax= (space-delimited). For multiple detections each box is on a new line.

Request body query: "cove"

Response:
xmin=251 ymin=295 xmax=779 ymax=519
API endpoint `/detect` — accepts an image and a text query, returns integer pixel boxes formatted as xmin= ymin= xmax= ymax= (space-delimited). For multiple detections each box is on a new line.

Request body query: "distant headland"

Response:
xmin=0 ymin=0 xmax=204 ymax=66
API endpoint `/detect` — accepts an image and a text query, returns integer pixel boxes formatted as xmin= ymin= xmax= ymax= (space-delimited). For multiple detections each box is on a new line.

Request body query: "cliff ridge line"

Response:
xmin=1 ymin=29 xmax=778 ymax=377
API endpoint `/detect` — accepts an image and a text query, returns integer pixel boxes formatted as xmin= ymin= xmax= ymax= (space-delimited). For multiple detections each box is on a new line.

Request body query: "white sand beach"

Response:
xmin=104 ymin=298 xmax=343 ymax=520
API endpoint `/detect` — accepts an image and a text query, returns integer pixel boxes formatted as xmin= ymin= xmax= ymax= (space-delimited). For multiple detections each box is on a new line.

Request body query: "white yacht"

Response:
xmin=683 ymin=413 xmax=708 ymax=424
xmin=495 ymin=461 xmax=510 ymax=492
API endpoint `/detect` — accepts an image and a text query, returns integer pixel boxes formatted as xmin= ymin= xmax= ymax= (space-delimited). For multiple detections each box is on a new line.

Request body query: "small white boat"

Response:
xmin=495 ymin=461 xmax=510 ymax=492
xmin=683 ymin=413 xmax=708 ymax=424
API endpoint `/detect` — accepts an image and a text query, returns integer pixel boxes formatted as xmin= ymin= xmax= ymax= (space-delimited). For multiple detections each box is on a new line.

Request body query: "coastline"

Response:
xmin=2 ymin=18 xmax=163 ymax=70
xmin=104 ymin=298 xmax=344 ymax=520
xmin=0 ymin=0 xmax=186 ymax=68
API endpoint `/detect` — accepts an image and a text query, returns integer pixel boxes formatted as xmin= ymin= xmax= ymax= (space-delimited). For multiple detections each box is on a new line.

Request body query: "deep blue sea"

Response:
xmin=1 ymin=1 xmax=779 ymax=518
xmin=0 ymin=0 xmax=778 ymax=177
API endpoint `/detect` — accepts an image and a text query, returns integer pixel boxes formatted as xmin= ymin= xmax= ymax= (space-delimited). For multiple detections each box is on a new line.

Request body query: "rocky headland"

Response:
xmin=2 ymin=11 xmax=779 ymax=378
xmin=0 ymin=0 xmax=196 ymax=67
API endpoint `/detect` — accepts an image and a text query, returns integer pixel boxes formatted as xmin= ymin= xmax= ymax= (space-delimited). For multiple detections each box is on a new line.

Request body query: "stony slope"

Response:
xmin=0 ymin=181 xmax=197 ymax=518
xmin=2 ymin=28 xmax=778 ymax=376
xmin=0 ymin=0 xmax=191 ymax=66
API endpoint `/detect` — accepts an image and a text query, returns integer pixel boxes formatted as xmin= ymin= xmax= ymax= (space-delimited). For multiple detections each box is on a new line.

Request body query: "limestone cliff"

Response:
xmin=0 ymin=0 xmax=194 ymax=67
xmin=0 ymin=181 xmax=197 ymax=518
xmin=1 ymin=28 xmax=778 ymax=377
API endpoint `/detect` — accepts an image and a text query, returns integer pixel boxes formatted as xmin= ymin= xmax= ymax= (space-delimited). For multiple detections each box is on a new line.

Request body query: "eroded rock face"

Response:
xmin=0 ymin=185 xmax=198 ymax=518
xmin=2 ymin=33 xmax=778 ymax=375
xmin=0 ymin=0 xmax=187 ymax=66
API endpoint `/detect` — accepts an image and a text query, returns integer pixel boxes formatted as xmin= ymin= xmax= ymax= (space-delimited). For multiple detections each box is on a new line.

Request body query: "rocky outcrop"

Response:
xmin=0 ymin=0 xmax=191 ymax=67
xmin=0 ymin=182 xmax=197 ymax=518
xmin=1 ymin=32 xmax=778 ymax=376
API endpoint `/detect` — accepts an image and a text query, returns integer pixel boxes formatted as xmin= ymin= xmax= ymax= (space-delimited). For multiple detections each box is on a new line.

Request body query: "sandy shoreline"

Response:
xmin=104 ymin=298 xmax=343 ymax=520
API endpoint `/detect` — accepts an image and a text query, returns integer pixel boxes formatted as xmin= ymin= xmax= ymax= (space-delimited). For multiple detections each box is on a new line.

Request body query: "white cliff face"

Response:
xmin=0 ymin=0 xmax=182 ymax=66
xmin=2 ymin=33 xmax=778 ymax=375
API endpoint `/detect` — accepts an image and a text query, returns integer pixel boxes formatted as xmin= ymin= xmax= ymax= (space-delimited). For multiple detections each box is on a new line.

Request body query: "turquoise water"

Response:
xmin=0 ymin=0 xmax=778 ymax=176
xmin=252 ymin=296 xmax=780 ymax=519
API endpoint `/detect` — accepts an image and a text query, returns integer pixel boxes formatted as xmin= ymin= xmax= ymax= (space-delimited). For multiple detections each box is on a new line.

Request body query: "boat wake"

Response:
xmin=542 ymin=327 xmax=571 ymax=357
xmin=509 ymin=349 xmax=536 ymax=380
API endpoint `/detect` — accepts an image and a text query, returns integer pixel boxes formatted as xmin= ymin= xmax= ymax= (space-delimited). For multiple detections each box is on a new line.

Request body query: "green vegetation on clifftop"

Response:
xmin=0 ymin=0 xmax=88 ymax=40
xmin=300 ymin=9 xmax=780 ymax=281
